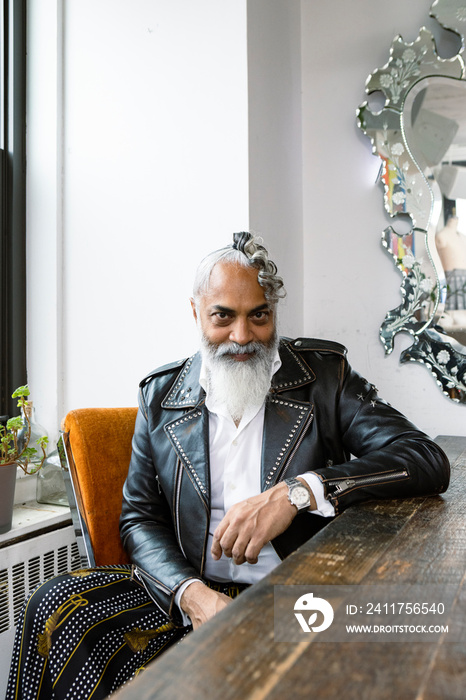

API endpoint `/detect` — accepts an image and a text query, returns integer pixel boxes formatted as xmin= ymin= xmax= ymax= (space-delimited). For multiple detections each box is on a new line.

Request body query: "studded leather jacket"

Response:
xmin=119 ymin=337 xmax=450 ymax=623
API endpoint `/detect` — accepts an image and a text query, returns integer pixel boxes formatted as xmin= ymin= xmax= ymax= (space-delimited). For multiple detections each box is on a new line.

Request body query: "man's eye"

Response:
xmin=252 ymin=311 xmax=269 ymax=321
xmin=212 ymin=312 xmax=231 ymax=324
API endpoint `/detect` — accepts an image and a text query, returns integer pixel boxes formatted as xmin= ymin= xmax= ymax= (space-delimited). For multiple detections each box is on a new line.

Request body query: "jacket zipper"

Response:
xmin=133 ymin=565 xmax=172 ymax=596
xmin=132 ymin=567 xmax=173 ymax=616
xmin=174 ymin=458 xmax=188 ymax=559
xmin=326 ymin=469 xmax=408 ymax=494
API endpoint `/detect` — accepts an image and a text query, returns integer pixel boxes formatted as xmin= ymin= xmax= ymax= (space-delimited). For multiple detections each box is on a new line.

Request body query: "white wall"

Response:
xmin=27 ymin=0 xmax=249 ymax=442
xmin=247 ymin=0 xmax=303 ymax=338
xmin=27 ymin=0 xmax=466 ymax=444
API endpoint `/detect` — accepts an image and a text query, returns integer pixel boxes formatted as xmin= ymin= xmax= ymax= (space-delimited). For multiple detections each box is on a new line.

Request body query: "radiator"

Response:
xmin=0 ymin=525 xmax=81 ymax=697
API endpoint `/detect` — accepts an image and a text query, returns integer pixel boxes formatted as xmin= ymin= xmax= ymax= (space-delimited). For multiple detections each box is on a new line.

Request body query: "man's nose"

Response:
xmin=229 ymin=318 xmax=254 ymax=345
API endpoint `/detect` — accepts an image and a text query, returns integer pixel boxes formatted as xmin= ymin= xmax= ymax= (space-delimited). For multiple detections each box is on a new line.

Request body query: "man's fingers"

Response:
xmin=211 ymin=537 xmax=222 ymax=560
xmin=222 ymin=530 xmax=262 ymax=564
xmin=212 ymin=518 xmax=253 ymax=563
xmin=244 ymin=540 xmax=261 ymax=564
xmin=230 ymin=530 xmax=253 ymax=563
xmin=211 ymin=519 xmax=229 ymax=559
xmin=216 ymin=528 xmax=246 ymax=559
xmin=213 ymin=524 xmax=236 ymax=558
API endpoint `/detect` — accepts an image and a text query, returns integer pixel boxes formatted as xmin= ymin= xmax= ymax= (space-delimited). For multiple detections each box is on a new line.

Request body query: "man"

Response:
xmin=119 ymin=231 xmax=449 ymax=628
xmin=7 ymin=232 xmax=450 ymax=699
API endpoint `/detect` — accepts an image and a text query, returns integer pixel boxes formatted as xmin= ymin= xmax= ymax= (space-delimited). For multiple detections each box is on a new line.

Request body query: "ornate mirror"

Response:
xmin=358 ymin=0 xmax=466 ymax=402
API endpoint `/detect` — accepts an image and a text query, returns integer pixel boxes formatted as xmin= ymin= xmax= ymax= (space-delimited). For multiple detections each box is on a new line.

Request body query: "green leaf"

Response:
xmin=6 ymin=416 xmax=23 ymax=431
xmin=11 ymin=385 xmax=30 ymax=399
xmin=22 ymin=447 xmax=37 ymax=458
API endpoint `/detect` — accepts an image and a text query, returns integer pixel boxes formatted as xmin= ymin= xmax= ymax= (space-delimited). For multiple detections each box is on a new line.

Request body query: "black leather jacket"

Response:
xmin=120 ymin=337 xmax=450 ymax=623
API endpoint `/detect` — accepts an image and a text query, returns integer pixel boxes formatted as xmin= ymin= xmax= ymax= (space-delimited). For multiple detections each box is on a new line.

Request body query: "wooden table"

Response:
xmin=116 ymin=435 xmax=466 ymax=700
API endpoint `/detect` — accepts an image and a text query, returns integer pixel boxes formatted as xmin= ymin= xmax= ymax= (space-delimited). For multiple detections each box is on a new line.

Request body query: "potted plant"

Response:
xmin=0 ymin=385 xmax=48 ymax=534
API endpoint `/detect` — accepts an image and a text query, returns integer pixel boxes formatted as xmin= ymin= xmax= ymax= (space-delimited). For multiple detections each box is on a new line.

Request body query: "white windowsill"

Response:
xmin=0 ymin=500 xmax=72 ymax=546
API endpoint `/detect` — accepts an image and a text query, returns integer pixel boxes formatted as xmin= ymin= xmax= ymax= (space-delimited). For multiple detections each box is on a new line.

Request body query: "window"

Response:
xmin=0 ymin=0 xmax=26 ymax=419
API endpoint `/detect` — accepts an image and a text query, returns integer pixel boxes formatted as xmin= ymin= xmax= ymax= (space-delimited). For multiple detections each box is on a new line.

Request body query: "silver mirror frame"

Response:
xmin=358 ymin=0 xmax=466 ymax=403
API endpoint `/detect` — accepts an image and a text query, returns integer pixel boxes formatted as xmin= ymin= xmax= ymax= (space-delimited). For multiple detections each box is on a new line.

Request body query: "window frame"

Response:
xmin=0 ymin=0 xmax=27 ymax=419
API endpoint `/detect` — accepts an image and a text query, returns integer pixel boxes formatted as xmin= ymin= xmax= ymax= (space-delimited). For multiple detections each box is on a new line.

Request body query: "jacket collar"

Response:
xmin=161 ymin=339 xmax=315 ymax=409
xmin=270 ymin=340 xmax=315 ymax=393
xmin=161 ymin=353 xmax=205 ymax=409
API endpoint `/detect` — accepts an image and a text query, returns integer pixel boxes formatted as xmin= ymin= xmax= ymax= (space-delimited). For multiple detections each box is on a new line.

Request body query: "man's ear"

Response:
xmin=190 ymin=298 xmax=198 ymax=323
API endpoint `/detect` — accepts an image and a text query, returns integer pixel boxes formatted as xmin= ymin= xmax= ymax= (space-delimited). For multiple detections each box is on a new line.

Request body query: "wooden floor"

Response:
xmin=115 ymin=435 xmax=466 ymax=700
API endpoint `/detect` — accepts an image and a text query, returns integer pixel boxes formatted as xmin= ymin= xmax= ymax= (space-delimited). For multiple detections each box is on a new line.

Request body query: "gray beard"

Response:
xmin=200 ymin=330 xmax=279 ymax=423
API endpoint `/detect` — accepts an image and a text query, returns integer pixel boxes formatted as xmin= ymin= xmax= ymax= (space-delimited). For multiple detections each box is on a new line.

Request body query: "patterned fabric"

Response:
xmin=445 ymin=268 xmax=466 ymax=310
xmin=6 ymin=566 xmax=246 ymax=700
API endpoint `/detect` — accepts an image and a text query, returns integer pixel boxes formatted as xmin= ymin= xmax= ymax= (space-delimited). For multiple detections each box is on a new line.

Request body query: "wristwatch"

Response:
xmin=284 ymin=477 xmax=311 ymax=511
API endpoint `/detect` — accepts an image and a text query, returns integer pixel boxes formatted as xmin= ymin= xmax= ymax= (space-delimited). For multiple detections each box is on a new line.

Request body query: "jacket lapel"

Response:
xmin=164 ymin=405 xmax=210 ymax=509
xmin=270 ymin=340 xmax=315 ymax=391
xmin=161 ymin=352 xmax=204 ymax=409
xmin=262 ymin=341 xmax=315 ymax=490
xmin=162 ymin=353 xmax=210 ymax=508
xmin=261 ymin=396 xmax=314 ymax=490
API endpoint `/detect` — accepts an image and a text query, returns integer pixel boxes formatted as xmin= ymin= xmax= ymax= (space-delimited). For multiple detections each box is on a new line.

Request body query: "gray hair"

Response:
xmin=192 ymin=232 xmax=286 ymax=304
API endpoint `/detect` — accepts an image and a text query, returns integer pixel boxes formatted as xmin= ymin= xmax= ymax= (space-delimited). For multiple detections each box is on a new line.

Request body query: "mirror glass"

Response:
xmin=404 ymin=77 xmax=466 ymax=346
xmin=358 ymin=1 xmax=466 ymax=402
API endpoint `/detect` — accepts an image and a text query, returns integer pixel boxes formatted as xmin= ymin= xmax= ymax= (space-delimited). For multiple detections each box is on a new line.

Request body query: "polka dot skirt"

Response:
xmin=5 ymin=566 xmax=190 ymax=700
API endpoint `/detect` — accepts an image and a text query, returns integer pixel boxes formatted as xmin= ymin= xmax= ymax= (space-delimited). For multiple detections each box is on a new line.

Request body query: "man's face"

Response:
xmin=192 ymin=261 xmax=276 ymax=360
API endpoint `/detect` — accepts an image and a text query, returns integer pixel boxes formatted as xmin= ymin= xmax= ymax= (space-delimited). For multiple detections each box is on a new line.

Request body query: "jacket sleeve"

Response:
xmin=310 ymin=359 xmax=450 ymax=514
xmin=119 ymin=387 xmax=200 ymax=624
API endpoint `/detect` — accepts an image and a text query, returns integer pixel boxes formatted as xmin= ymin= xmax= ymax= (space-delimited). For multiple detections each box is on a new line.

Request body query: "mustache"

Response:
xmin=213 ymin=341 xmax=265 ymax=357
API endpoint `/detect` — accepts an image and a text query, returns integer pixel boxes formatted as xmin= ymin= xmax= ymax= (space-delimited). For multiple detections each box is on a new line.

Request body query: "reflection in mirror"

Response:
xmin=357 ymin=0 xmax=466 ymax=402
xmin=404 ymin=77 xmax=466 ymax=344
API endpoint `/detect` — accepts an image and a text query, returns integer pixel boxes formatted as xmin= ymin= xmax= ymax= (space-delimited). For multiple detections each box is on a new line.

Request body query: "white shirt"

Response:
xmin=175 ymin=351 xmax=335 ymax=621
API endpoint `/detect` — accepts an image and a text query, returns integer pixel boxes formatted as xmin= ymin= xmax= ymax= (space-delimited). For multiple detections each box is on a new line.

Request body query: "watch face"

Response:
xmin=291 ymin=485 xmax=310 ymax=507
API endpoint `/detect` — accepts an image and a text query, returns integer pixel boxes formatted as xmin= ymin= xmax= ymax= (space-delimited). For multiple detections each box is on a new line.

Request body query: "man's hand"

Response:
xmin=211 ymin=479 xmax=316 ymax=565
xmin=180 ymin=581 xmax=232 ymax=630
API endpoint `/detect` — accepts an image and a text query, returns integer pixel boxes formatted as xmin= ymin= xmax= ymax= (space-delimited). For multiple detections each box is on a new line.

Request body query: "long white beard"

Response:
xmin=200 ymin=331 xmax=279 ymax=423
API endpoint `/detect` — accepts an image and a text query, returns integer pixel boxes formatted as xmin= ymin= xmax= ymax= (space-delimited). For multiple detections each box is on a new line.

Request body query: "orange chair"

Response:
xmin=59 ymin=407 xmax=138 ymax=567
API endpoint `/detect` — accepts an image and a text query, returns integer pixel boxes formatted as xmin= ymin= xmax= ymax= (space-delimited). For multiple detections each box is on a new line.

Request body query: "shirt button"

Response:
xmin=228 ymin=482 xmax=236 ymax=491
xmin=232 ymin=439 xmax=238 ymax=446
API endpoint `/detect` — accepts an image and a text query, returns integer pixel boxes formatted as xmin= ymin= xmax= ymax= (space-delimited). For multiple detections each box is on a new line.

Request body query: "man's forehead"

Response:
xmin=199 ymin=265 xmax=270 ymax=311
xmin=205 ymin=261 xmax=262 ymax=293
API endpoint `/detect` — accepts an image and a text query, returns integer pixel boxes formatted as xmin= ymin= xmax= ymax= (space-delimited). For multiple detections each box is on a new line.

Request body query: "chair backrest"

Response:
xmin=61 ymin=407 xmax=138 ymax=567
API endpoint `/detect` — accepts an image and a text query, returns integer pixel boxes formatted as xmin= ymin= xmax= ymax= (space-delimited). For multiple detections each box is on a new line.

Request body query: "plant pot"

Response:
xmin=0 ymin=463 xmax=17 ymax=534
